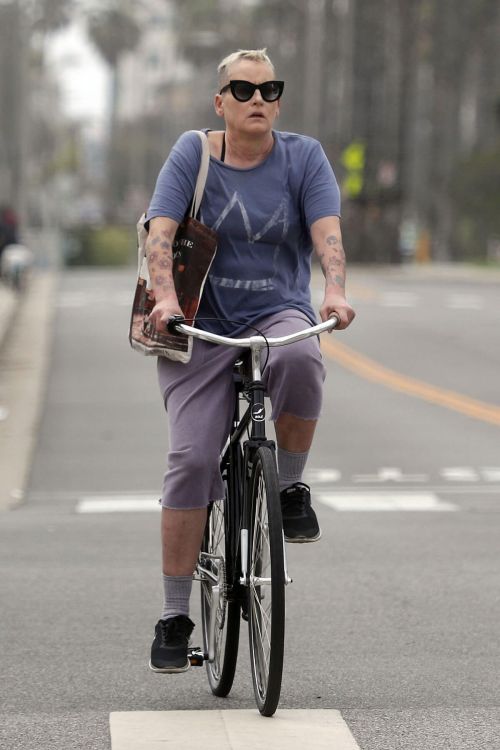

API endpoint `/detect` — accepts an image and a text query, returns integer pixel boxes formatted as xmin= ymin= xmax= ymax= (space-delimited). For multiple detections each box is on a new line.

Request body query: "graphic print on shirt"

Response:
xmin=201 ymin=191 xmax=289 ymax=292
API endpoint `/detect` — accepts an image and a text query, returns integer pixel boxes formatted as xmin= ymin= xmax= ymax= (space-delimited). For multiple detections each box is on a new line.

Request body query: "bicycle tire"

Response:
xmin=200 ymin=460 xmax=241 ymax=696
xmin=247 ymin=445 xmax=285 ymax=716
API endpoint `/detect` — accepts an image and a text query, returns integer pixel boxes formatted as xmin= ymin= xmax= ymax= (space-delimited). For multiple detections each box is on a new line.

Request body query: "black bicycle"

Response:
xmin=168 ymin=314 xmax=339 ymax=716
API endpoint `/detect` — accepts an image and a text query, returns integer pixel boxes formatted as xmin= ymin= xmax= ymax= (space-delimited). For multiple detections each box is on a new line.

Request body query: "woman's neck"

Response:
xmin=223 ymin=130 xmax=274 ymax=167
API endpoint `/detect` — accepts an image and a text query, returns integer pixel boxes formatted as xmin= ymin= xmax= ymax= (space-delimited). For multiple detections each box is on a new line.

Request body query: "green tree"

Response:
xmin=451 ymin=140 xmax=500 ymax=261
xmin=0 ymin=0 xmax=74 ymax=219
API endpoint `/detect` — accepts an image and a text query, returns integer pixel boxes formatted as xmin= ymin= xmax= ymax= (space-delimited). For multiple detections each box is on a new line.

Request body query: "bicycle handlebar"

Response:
xmin=168 ymin=314 xmax=339 ymax=349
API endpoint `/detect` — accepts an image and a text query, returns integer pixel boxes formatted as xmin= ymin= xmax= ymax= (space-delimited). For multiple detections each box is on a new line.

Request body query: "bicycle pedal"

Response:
xmin=188 ymin=647 xmax=206 ymax=666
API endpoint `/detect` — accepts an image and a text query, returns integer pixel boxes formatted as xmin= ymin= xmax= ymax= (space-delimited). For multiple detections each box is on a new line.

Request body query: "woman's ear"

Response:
xmin=214 ymin=94 xmax=224 ymax=118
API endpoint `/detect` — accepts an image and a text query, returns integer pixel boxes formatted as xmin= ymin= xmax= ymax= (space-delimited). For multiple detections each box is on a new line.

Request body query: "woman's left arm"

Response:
xmin=311 ymin=215 xmax=356 ymax=329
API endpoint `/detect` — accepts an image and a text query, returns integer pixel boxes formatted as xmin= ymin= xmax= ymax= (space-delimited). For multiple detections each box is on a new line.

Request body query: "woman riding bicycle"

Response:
xmin=145 ymin=48 xmax=355 ymax=674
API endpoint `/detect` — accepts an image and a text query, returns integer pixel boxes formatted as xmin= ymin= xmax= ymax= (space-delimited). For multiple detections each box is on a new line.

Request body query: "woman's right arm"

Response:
xmin=146 ymin=216 xmax=183 ymax=330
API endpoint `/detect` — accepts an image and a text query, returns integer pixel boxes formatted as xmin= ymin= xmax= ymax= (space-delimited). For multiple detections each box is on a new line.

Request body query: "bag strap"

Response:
xmin=188 ymin=130 xmax=210 ymax=219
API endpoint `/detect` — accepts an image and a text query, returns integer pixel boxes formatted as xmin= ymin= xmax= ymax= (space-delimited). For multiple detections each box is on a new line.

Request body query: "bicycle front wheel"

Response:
xmin=200 ymin=497 xmax=240 ymax=697
xmin=247 ymin=445 xmax=285 ymax=716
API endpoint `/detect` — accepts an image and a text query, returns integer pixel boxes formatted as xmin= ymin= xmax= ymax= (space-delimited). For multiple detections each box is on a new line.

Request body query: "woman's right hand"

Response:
xmin=147 ymin=295 xmax=183 ymax=332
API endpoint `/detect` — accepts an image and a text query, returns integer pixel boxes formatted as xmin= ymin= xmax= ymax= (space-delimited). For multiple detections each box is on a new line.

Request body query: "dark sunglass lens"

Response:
xmin=261 ymin=82 xmax=281 ymax=101
xmin=232 ymin=81 xmax=255 ymax=101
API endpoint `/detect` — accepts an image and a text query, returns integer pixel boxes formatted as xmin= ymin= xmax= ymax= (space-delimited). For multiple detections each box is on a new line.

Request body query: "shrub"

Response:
xmin=64 ymin=225 xmax=136 ymax=266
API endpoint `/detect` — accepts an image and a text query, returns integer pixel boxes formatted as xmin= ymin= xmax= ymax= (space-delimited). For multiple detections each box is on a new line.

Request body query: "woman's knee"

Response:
xmin=167 ymin=446 xmax=218 ymax=482
xmin=265 ymin=341 xmax=326 ymax=420
xmin=267 ymin=339 xmax=325 ymax=387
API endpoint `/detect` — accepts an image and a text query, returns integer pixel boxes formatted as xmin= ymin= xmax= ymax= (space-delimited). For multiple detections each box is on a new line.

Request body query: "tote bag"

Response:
xmin=129 ymin=131 xmax=217 ymax=362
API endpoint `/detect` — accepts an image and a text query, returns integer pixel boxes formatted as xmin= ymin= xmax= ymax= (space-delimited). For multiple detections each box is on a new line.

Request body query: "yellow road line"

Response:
xmin=321 ymin=336 xmax=500 ymax=426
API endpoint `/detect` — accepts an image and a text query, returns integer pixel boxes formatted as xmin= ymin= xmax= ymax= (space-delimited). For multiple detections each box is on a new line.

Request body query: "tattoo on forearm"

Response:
xmin=147 ymin=231 xmax=175 ymax=294
xmin=315 ymin=234 xmax=346 ymax=289
xmin=333 ymin=274 xmax=345 ymax=289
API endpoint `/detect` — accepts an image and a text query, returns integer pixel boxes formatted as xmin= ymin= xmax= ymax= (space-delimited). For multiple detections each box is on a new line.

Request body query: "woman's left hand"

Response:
xmin=319 ymin=291 xmax=356 ymax=330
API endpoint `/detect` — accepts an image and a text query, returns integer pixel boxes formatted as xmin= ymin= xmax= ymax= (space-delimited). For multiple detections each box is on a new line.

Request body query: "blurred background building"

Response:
xmin=1 ymin=0 xmax=500 ymax=267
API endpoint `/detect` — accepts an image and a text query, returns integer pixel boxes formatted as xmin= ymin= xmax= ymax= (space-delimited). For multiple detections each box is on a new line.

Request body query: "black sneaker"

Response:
xmin=149 ymin=615 xmax=194 ymax=673
xmin=280 ymin=482 xmax=321 ymax=543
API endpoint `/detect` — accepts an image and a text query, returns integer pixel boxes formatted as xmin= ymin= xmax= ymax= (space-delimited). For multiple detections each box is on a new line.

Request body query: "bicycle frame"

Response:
xmin=174 ymin=315 xmax=339 ymax=665
xmin=226 ymin=351 xmax=279 ymax=593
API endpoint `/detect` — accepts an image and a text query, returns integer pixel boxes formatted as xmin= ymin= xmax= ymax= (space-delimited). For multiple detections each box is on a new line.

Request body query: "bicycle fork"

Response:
xmin=239 ymin=424 xmax=293 ymax=589
xmin=240 ymin=528 xmax=292 ymax=586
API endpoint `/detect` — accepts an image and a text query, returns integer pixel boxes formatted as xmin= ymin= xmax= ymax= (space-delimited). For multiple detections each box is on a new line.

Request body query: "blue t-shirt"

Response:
xmin=147 ymin=129 xmax=340 ymax=335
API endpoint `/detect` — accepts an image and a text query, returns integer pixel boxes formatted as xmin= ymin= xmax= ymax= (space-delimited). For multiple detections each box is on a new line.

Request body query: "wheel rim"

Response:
xmin=201 ymin=499 xmax=228 ymax=682
xmin=249 ymin=473 xmax=273 ymax=702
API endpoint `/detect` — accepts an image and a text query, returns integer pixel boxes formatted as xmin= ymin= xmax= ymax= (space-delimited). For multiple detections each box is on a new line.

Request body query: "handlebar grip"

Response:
xmin=167 ymin=315 xmax=185 ymax=334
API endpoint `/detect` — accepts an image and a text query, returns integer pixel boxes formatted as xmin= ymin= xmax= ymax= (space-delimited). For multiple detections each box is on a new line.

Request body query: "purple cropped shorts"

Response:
xmin=157 ymin=311 xmax=326 ymax=509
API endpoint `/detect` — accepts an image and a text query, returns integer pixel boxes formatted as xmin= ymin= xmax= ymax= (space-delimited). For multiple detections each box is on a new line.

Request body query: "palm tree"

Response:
xmin=86 ymin=4 xmax=140 ymax=220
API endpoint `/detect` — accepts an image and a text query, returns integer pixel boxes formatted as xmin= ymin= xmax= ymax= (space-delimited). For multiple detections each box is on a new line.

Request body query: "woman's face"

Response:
xmin=215 ymin=60 xmax=281 ymax=137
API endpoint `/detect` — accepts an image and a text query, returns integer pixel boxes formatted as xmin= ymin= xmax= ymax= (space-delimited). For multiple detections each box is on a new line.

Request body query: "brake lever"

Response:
xmin=167 ymin=314 xmax=186 ymax=335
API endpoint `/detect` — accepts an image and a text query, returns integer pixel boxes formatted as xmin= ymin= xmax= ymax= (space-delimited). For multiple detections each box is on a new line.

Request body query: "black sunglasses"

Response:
xmin=219 ymin=79 xmax=284 ymax=102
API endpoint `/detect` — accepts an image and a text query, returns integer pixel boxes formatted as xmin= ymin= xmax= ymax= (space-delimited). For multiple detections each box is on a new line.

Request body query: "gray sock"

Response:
xmin=161 ymin=574 xmax=193 ymax=620
xmin=277 ymin=447 xmax=309 ymax=492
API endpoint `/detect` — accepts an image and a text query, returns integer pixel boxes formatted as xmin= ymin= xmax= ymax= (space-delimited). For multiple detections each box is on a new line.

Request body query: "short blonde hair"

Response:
xmin=217 ymin=48 xmax=276 ymax=88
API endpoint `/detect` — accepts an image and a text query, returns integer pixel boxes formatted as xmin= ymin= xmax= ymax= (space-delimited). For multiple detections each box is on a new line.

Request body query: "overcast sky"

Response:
xmin=46 ymin=21 xmax=110 ymax=125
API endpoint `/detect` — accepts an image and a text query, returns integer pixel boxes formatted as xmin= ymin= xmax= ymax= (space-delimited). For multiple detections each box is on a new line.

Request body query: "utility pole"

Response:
xmin=303 ymin=0 xmax=326 ymax=138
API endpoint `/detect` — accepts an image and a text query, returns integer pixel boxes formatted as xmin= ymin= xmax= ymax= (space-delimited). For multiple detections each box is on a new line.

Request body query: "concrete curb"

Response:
xmin=0 ymin=283 xmax=17 ymax=352
xmin=0 ymin=271 xmax=57 ymax=510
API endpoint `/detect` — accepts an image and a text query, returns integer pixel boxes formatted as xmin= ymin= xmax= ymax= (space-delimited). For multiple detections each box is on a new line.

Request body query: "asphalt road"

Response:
xmin=1 ymin=265 xmax=500 ymax=749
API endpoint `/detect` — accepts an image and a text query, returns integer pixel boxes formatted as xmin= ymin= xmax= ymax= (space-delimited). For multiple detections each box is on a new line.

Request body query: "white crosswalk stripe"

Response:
xmin=380 ymin=291 xmax=419 ymax=307
xmin=56 ymin=290 xmax=132 ymax=308
xmin=445 ymin=294 xmax=484 ymax=310
xmin=312 ymin=288 xmax=488 ymax=310
xmin=317 ymin=492 xmax=457 ymax=512
xmin=440 ymin=467 xmax=479 ymax=482
xmin=109 ymin=709 xmax=362 ymax=750
xmin=351 ymin=467 xmax=429 ymax=483
xmin=74 ymin=466 xmax=500 ymax=513
xmin=77 ymin=494 xmax=159 ymax=513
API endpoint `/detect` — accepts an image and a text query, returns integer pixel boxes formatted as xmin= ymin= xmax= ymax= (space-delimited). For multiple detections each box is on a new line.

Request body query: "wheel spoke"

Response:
xmin=200 ymin=484 xmax=240 ymax=696
xmin=250 ymin=588 xmax=272 ymax=667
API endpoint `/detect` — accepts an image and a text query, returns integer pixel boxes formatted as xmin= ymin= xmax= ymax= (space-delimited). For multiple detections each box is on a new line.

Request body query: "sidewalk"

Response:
xmin=0 ymin=281 xmax=16 ymax=352
xmin=0 ymin=272 xmax=56 ymax=510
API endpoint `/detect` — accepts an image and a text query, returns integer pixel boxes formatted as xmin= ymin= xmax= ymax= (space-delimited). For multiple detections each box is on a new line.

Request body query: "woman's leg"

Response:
xmin=260 ymin=311 xmax=326 ymax=541
xmin=156 ymin=340 xmax=242 ymax=606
